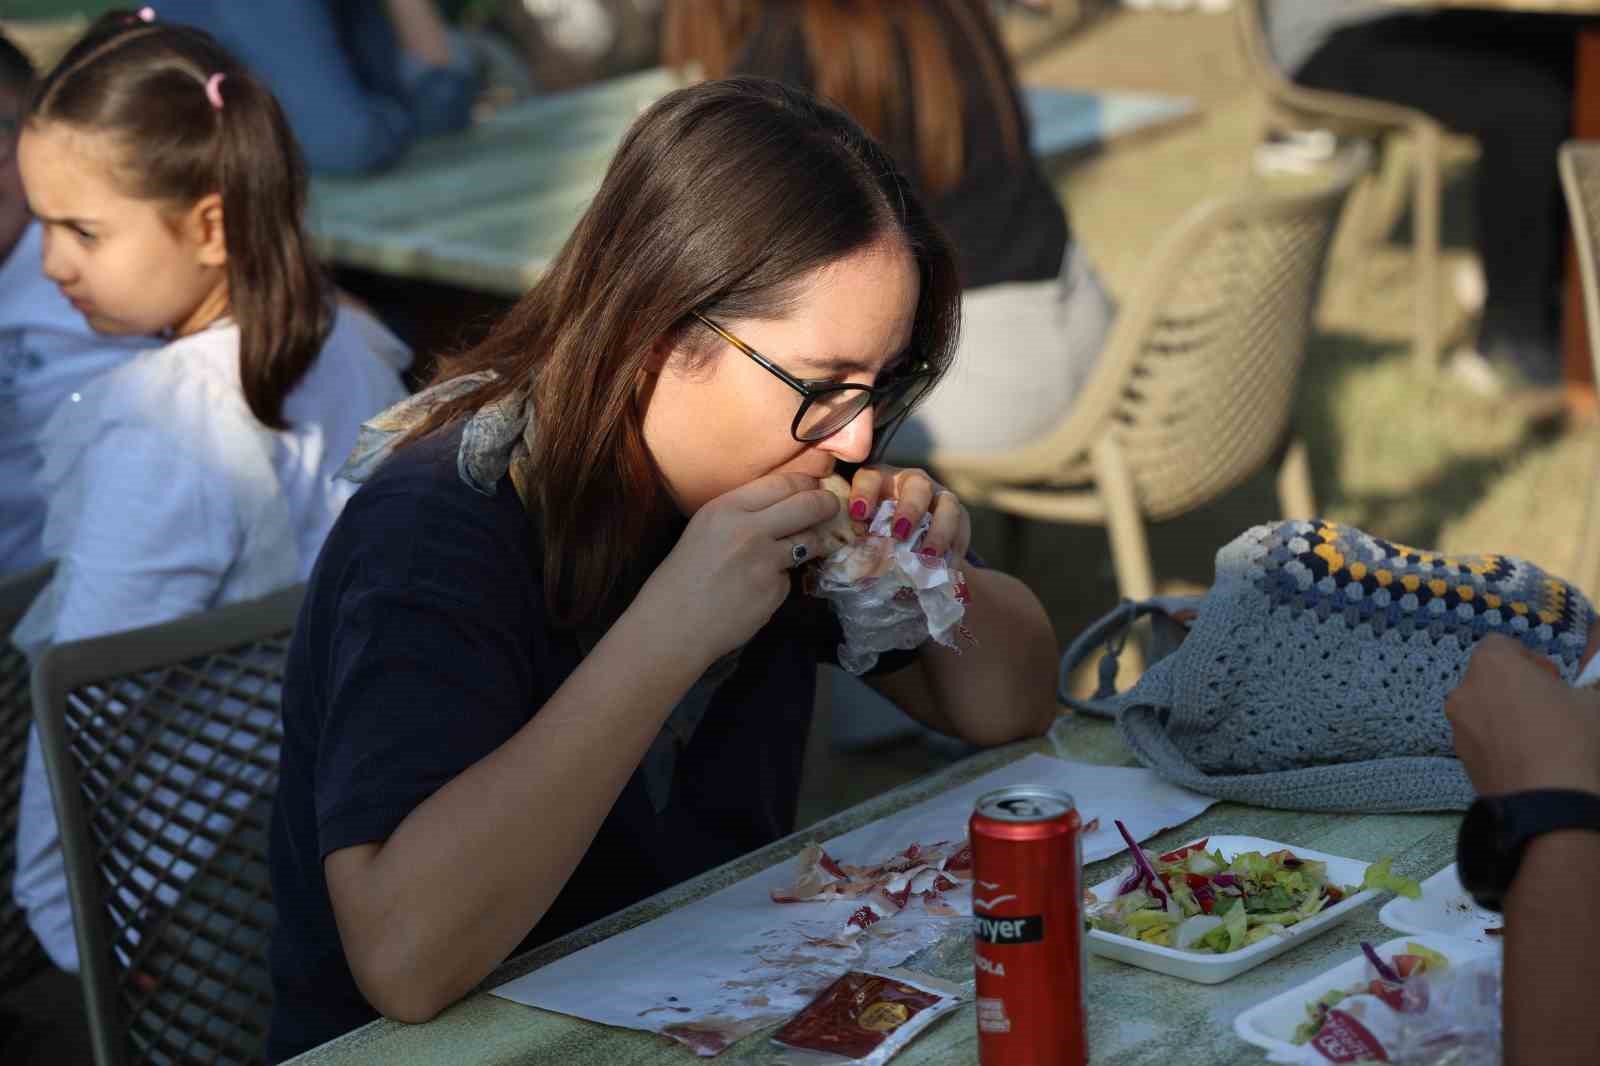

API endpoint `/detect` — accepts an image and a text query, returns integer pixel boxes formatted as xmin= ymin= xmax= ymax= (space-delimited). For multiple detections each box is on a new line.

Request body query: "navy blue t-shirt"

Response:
xmin=265 ymin=424 xmax=913 ymax=1061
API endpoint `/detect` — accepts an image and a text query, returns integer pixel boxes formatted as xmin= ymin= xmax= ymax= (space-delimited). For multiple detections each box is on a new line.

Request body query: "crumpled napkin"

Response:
xmin=808 ymin=501 xmax=971 ymax=674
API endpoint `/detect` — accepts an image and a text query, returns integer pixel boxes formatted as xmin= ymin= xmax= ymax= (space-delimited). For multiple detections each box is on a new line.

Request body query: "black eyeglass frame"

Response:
xmin=690 ymin=311 xmax=936 ymax=462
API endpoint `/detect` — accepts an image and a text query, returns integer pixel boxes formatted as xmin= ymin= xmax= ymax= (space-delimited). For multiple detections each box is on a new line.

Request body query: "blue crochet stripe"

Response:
xmin=1250 ymin=519 xmax=1591 ymax=666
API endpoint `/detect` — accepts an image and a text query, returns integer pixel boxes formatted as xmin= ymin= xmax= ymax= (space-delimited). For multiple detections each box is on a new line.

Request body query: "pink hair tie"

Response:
xmin=137 ymin=6 xmax=155 ymax=21
xmin=205 ymin=72 xmax=225 ymax=111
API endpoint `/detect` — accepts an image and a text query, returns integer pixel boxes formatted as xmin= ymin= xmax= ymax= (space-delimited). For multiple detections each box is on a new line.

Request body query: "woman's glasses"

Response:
xmin=691 ymin=312 xmax=936 ymax=462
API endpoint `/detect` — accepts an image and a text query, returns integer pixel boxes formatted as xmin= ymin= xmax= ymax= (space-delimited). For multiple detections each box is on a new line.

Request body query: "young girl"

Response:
xmin=9 ymin=13 xmax=408 ymax=976
xmin=268 ymin=75 xmax=1060 ymax=1060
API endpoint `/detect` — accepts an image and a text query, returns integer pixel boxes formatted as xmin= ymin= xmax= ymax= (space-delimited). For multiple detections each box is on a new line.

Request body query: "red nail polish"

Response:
xmin=893 ymin=517 xmax=912 ymax=540
xmin=849 ymin=499 xmax=868 ymax=520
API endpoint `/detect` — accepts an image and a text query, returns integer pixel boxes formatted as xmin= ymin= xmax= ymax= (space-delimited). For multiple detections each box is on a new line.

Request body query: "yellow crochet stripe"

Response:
xmin=1295 ymin=520 xmax=1580 ymax=631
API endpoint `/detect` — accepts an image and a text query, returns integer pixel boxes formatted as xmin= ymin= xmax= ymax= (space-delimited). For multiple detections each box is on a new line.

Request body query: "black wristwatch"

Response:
xmin=1457 ymin=790 xmax=1600 ymax=912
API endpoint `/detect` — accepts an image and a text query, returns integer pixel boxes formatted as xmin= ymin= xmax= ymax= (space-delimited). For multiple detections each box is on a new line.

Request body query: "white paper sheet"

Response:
xmin=491 ymin=754 xmax=1215 ymax=1055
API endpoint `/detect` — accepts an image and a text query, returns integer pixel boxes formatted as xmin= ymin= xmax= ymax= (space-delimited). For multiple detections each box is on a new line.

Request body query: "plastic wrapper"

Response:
xmin=1273 ymin=954 xmax=1502 ymax=1065
xmin=808 ymin=501 xmax=971 ymax=675
xmin=771 ymin=968 xmax=965 ymax=1065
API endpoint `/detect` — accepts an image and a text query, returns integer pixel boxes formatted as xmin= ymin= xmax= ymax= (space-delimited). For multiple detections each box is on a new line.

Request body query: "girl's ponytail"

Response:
xmin=211 ymin=69 xmax=331 ymax=429
xmin=29 ymin=10 xmax=331 ymax=429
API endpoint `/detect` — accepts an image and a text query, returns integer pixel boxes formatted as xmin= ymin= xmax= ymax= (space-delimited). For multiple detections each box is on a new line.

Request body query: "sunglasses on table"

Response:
xmin=691 ymin=312 xmax=937 ymax=464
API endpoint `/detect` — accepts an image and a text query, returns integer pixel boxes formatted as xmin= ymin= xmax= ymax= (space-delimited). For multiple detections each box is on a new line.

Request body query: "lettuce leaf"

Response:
xmin=1362 ymin=858 xmax=1422 ymax=899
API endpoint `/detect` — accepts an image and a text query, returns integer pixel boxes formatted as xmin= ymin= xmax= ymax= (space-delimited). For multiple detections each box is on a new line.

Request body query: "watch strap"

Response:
xmin=1459 ymin=789 xmax=1600 ymax=912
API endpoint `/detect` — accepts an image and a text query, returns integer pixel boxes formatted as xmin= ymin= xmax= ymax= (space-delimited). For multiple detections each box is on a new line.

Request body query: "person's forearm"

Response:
xmin=1503 ymin=829 xmax=1600 ymax=1066
xmin=904 ymin=567 xmax=1058 ymax=746
xmin=384 ymin=0 xmax=455 ymax=67
xmin=331 ymin=598 xmax=708 ymax=1023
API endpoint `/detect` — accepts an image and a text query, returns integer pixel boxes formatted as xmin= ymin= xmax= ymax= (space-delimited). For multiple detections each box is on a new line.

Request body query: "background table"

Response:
xmin=306 ymin=67 xmax=1196 ymax=298
xmin=286 ymin=715 xmax=1460 ymax=1066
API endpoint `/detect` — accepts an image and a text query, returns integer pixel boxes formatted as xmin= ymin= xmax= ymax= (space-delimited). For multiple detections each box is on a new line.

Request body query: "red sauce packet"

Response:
xmin=772 ymin=969 xmax=963 ymax=1064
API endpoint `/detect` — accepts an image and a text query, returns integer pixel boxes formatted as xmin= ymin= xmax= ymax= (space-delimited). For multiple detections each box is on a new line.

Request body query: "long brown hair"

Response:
xmin=661 ymin=0 xmax=1024 ymax=196
xmin=28 ymin=11 xmax=330 ymax=429
xmin=406 ymin=76 xmax=961 ymax=627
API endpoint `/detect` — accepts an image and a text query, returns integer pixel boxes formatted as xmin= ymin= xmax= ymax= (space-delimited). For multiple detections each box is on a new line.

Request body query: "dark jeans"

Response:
xmin=1297 ymin=12 xmax=1578 ymax=373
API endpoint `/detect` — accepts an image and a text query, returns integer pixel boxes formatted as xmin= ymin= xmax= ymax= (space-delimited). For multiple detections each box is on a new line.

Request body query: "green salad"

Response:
xmin=1085 ymin=822 xmax=1421 ymax=954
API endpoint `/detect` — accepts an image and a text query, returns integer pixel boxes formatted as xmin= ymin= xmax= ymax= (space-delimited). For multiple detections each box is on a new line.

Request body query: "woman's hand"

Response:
xmin=844 ymin=465 xmax=972 ymax=560
xmin=634 ymin=472 xmax=840 ymax=664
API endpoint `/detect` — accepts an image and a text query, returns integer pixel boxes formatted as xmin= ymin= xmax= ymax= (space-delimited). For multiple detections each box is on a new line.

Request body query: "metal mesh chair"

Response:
xmin=1558 ymin=140 xmax=1600 ymax=600
xmin=29 ymin=585 xmax=304 ymax=1066
xmin=1 ymin=561 xmax=56 ymax=992
xmin=927 ymin=149 xmax=1367 ymax=606
xmin=1235 ymin=0 xmax=1443 ymax=372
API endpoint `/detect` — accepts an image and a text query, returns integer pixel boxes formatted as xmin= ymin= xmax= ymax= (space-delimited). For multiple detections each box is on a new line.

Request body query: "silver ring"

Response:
xmin=790 ymin=541 xmax=810 ymax=567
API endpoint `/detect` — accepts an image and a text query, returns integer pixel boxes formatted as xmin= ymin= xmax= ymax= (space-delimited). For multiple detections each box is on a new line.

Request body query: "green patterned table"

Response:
xmin=286 ymin=715 xmax=1459 ymax=1065
xmin=305 ymin=67 xmax=1196 ymax=297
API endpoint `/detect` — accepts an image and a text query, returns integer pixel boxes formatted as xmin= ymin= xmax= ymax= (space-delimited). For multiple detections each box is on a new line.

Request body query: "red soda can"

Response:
xmin=970 ymin=785 xmax=1087 ymax=1066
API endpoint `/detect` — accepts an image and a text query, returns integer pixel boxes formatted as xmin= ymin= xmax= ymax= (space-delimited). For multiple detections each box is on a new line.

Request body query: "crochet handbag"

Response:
xmin=1058 ymin=519 xmax=1595 ymax=812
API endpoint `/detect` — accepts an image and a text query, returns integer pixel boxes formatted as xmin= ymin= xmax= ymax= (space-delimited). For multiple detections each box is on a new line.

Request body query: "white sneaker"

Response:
xmin=1254 ymin=129 xmax=1339 ymax=176
xmin=1446 ymin=346 xmax=1508 ymax=397
xmin=1453 ymin=257 xmax=1487 ymax=316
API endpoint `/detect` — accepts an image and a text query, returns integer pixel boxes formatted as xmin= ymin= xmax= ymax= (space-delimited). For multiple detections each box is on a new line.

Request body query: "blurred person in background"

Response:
xmin=155 ymin=0 xmax=482 ymax=173
xmin=663 ymin=0 xmax=1115 ymax=463
xmin=1266 ymin=0 xmax=1576 ymax=389
xmin=0 ymin=31 xmax=149 ymax=575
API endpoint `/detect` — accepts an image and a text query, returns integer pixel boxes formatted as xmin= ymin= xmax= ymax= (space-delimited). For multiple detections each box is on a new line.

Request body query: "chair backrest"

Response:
xmin=0 ymin=561 xmax=56 ymax=991
xmin=1111 ymin=156 xmax=1364 ymax=519
xmin=30 ymin=585 xmax=304 ymax=1066
xmin=1234 ymin=0 xmax=1292 ymax=99
xmin=1231 ymin=0 xmax=1421 ymax=139
xmin=1560 ymin=141 xmax=1600 ymax=386
xmin=933 ymin=147 xmax=1366 ymax=520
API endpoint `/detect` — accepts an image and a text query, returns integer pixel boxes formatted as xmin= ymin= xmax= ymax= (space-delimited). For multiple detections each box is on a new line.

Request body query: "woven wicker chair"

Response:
xmin=1235 ymin=0 xmax=1443 ymax=373
xmin=926 ymin=149 xmax=1367 ymax=607
xmin=1558 ymin=141 xmax=1600 ymax=600
xmin=29 ymin=585 xmax=304 ymax=1066
xmin=0 ymin=562 xmax=56 ymax=993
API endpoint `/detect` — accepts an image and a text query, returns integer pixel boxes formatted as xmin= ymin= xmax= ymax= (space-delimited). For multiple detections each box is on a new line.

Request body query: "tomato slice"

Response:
xmin=1393 ymin=954 xmax=1425 ymax=979
xmin=1159 ymin=839 xmax=1209 ymax=863
xmin=1184 ymin=874 xmax=1211 ymax=891
xmin=1367 ymin=980 xmax=1407 ymax=1012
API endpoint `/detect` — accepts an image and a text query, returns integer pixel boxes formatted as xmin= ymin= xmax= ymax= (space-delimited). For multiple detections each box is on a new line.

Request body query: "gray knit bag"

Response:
xmin=1059 ymin=520 xmax=1594 ymax=813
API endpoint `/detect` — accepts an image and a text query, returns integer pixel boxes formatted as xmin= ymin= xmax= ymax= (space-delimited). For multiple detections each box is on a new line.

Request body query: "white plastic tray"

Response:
xmin=1377 ymin=862 xmax=1504 ymax=948
xmin=1086 ymin=834 xmax=1378 ymax=984
xmin=1233 ymin=933 xmax=1497 ymax=1057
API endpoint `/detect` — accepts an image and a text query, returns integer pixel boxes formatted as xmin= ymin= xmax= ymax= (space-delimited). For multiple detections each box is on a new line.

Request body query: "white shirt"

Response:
xmin=11 ymin=307 xmax=408 ymax=970
xmin=0 ymin=224 xmax=153 ymax=574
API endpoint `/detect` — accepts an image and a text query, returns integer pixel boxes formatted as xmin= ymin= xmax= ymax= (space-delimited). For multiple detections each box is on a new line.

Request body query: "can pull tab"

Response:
xmin=997 ymin=798 xmax=1045 ymax=819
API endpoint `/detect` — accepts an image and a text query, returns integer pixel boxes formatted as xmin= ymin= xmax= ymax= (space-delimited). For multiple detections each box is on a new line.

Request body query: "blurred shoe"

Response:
xmin=1254 ymin=129 xmax=1339 ymax=176
xmin=1446 ymin=346 xmax=1507 ymax=397
xmin=1447 ymin=344 xmax=1561 ymax=398
xmin=1453 ymin=257 xmax=1486 ymax=317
